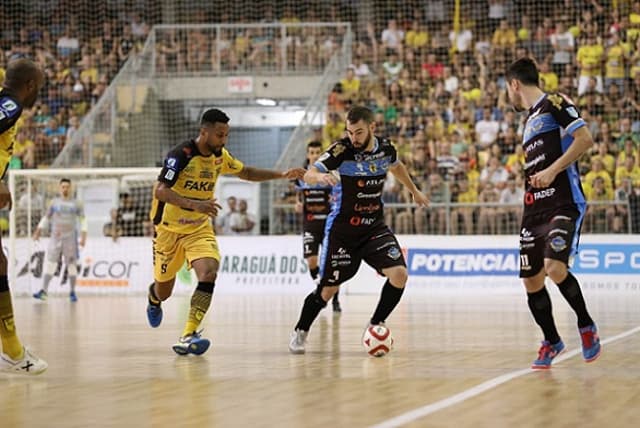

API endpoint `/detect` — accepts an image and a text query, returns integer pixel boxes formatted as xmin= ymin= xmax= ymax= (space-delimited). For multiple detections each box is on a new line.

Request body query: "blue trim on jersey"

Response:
xmin=338 ymin=158 xmax=392 ymax=177
xmin=570 ymin=204 xmax=587 ymax=260
xmin=319 ymin=183 xmax=342 ymax=280
xmin=565 ymin=118 xmax=585 ymax=136
xmin=523 ymin=113 xmax=559 ymax=142
xmin=314 ymin=160 xmax=329 ymax=173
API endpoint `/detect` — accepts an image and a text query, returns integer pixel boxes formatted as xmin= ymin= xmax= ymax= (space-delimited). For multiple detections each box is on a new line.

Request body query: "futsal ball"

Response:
xmin=362 ymin=324 xmax=393 ymax=357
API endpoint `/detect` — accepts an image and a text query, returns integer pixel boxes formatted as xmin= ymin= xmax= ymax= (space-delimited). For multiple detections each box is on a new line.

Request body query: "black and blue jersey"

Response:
xmin=314 ymin=136 xmax=398 ymax=231
xmin=522 ymin=93 xmax=587 ymax=216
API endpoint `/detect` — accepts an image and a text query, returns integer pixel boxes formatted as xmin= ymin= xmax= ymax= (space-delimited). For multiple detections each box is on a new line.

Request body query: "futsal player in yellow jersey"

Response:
xmin=0 ymin=58 xmax=47 ymax=375
xmin=147 ymin=108 xmax=305 ymax=355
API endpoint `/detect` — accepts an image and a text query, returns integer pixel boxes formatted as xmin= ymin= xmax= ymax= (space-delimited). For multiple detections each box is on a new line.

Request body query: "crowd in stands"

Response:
xmin=0 ymin=4 xmax=155 ymax=169
xmin=316 ymin=1 xmax=640 ymax=234
xmin=3 ymin=1 xmax=640 ymax=234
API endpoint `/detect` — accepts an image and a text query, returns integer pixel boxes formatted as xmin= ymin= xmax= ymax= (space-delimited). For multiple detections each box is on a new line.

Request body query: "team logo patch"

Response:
xmin=2 ymin=100 xmax=18 ymax=111
xmin=565 ymin=106 xmax=579 ymax=118
xmin=387 ymin=246 xmax=401 ymax=260
xmin=550 ymin=236 xmax=567 ymax=252
xmin=164 ymin=170 xmax=175 ymax=180
xmin=167 ymin=157 xmax=177 ymax=168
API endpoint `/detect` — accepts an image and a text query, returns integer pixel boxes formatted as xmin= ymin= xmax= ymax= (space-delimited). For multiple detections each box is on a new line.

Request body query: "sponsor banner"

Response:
xmin=7 ymin=235 xmax=639 ymax=296
xmin=227 ymin=76 xmax=253 ymax=94
xmin=8 ymin=236 xmax=313 ymax=296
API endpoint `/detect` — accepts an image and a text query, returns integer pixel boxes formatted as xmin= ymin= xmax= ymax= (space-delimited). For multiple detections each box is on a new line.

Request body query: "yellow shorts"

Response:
xmin=153 ymin=226 xmax=220 ymax=282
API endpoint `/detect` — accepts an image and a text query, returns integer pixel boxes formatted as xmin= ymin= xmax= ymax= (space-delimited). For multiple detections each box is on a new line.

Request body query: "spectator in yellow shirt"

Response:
xmin=538 ymin=61 xmax=559 ymax=92
xmin=577 ymin=34 xmax=604 ymax=95
xmin=591 ymin=142 xmax=616 ymax=177
xmin=605 ymin=32 xmax=629 ymax=93
xmin=322 ymin=112 xmax=345 ymax=148
xmin=405 ymin=20 xmax=428 ymax=55
xmin=492 ymin=19 xmax=516 ymax=53
xmin=615 ymin=156 xmax=640 ymax=187
xmin=584 ymin=158 xmax=613 ymax=193
xmin=339 ymin=67 xmax=360 ymax=103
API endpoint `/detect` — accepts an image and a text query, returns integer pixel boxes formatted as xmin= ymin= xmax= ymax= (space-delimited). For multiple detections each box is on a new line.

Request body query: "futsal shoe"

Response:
xmin=579 ymin=324 xmax=601 ymax=362
xmin=172 ymin=331 xmax=211 ymax=356
xmin=146 ymin=302 xmax=163 ymax=328
xmin=69 ymin=292 xmax=78 ymax=303
xmin=0 ymin=347 xmax=48 ymax=375
xmin=531 ymin=340 xmax=565 ymax=369
xmin=288 ymin=329 xmax=308 ymax=354
xmin=32 ymin=290 xmax=47 ymax=301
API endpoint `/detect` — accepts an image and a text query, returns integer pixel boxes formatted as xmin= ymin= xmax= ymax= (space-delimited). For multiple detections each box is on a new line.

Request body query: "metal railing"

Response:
xmin=268 ymin=200 xmax=635 ymax=236
xmin=51 ymin=22 xmax=352 ymax=168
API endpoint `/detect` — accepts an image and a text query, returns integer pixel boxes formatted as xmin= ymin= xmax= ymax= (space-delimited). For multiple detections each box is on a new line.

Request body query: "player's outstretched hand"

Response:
xmin=0 ymin=182 xmax=12 ymax=210
xmin=283 ymin=168 xmax=306 ymax=180
xmin=319 ymin=173 xmax=338 ymax=187
xmin=192 ymin=199 xmax=223 ymax=217
xmin=412 ymin=191 xmax=430 ymax=207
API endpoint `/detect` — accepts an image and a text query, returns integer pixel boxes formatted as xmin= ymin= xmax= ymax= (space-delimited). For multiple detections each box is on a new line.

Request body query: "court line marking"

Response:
xmin=369 ymin=325 xmax=640 ymax=428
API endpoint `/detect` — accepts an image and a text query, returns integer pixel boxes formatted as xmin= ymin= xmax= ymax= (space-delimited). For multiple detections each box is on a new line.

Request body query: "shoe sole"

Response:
xmin=172 ymin=339 xmax=210 ymax=356
xmin=584 ymin=345 xmax=602 ymax=363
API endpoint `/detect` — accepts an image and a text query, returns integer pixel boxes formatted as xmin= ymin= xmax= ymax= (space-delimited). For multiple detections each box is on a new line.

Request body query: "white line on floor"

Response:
xmin=369 ymin=325 xmax=640 ymax=428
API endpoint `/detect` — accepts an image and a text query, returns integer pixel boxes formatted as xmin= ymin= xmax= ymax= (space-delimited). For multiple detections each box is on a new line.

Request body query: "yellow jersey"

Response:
xmin=577 ymin=44 xmax=604 ymax=77
xmin=150 ymin=140 xmax=244 ymax=234
xmin=605 ymin=43 xmax=629 ymax=79
xmin=0 ymin=89 xmax=24 ymax=179
xmin=615 ymin=165 xmax=640 ymax=187
xmin=539 ymin=71 xmax=558 ymax=92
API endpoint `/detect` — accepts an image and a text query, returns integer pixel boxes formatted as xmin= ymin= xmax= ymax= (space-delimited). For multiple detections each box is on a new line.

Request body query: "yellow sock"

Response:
xmin=0 ymin=291 xmax=24 ymax=360
xmin=182 ymin=289 xmax=212 ymax=337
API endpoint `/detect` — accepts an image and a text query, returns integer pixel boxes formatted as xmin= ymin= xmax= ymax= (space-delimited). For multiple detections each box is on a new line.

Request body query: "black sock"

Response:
xmin=333 ymin=289 xmax=340 ymax=302
xmin=148 ymin=283 xmax=160 ymax=306
xmin=309 ymin=266 xmax=319 ymax=280
xmin=527 ymin=287 xmax=561 ymax=344
xmin=370 ymin=280 xmax=404 ymax=325
xmin=556 ymin=272 xmax=594 ymax=328
xmin=294 ymin=291 xmax=327 ymax=331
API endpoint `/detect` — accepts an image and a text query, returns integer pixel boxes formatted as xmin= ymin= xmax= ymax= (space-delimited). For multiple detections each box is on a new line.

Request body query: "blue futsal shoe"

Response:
xmin=531 ymin=339 xmax=565 ymax=369
xmin=579 ymin=324 xmax=601 ymax=363
xmin=146 ymin=303 xmax=163 ymax=328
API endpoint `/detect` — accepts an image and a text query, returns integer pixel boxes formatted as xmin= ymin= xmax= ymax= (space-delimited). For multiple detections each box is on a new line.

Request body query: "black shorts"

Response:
xmin=318 ymin=224 xmax=406 ymax=287
xmin=302 ymin=226 xmax=324 ymax=258
xmin=519 ymin=206 xmax=585 ymax=278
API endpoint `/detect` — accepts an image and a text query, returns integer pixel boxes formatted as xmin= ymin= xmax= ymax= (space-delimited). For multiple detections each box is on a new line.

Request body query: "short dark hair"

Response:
xmin=60 ymin=178 xmax=71 ymax=184
xmin=200 ymin=108 xmax=230 ymax=126
xmin=307 ymin=140 xmax=322 ymax=150
xmin=506 ymin=57 xmax=539 ymax=86
xmin=4 ymin=58 xmax=42 ymax=90
xmin=346 ymin=106 xmax=374 ymax=125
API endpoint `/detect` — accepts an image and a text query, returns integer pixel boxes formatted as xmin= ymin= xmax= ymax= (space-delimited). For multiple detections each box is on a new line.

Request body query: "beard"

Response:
xmin=352 ymin=130 xmax=372 ymax=151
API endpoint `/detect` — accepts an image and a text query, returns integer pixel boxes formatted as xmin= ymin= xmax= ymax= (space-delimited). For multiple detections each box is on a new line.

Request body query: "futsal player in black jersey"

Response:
xmin=295 ymin=140 xmax=341 ymax=312
xmin=506 ymin=58 xmax=601 ymax=369
xmin=289 ymin=106 xmax=430 ymax=354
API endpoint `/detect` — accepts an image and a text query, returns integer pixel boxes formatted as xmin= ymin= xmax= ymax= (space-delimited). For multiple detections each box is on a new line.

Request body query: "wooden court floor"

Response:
xmin=1 ymin=289 xmax=639 ymax=428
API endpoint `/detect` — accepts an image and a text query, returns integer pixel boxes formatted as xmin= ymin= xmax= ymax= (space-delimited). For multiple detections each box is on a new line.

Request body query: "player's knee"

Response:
xmin=307 ymin=290 xmax=328 ymax=307
xmin=197 ymin=264 xmax=218 ymax=282
xmin=545 ymin=260 xmax=567 ymax=284
xmin=44 ymin=261 xmax=58 ymax=276
xmin=387 ymin=267 xmax=408 ymax=288
xmin=67 ymin=263 xmax=78 ymax=277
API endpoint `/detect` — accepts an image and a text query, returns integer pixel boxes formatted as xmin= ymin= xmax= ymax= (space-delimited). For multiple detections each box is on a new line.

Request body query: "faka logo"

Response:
xmin=369 ymin=162 xmax=377 ymax=173
xmin=183 ymin=180 xmax=214 ymax=191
